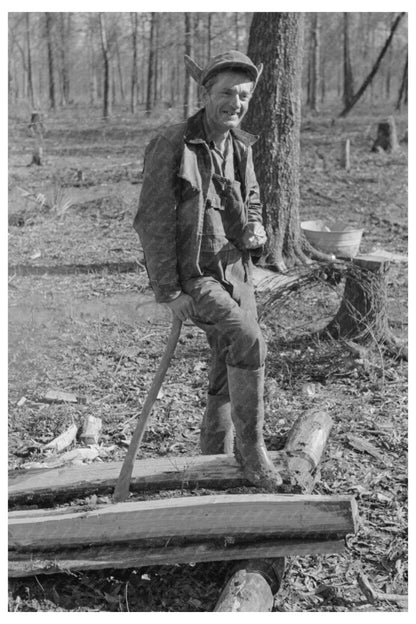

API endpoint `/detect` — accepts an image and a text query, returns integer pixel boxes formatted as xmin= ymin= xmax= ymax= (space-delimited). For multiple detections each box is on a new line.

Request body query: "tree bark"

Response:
xmin=45 ymin=12 xmax=56 ymax=110
xmin=245 ymin=12 xmax=328 ymax=271
xmin=340 ymin=13 xmax=405 ymax=117
xmin=342 ymin=13 xmax=354 ymax=109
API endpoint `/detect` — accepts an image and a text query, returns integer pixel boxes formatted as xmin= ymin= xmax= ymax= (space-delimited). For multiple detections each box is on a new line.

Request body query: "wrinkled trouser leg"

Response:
xmin=185 ymin=269 xmax=265 ymax=456
xmin=184 ymin=272 xmax=282 ymax=488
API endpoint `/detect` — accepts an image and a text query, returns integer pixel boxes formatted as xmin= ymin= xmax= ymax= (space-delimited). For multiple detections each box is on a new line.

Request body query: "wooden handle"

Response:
xmin=113 ymin=316 xmax=182 ymax=502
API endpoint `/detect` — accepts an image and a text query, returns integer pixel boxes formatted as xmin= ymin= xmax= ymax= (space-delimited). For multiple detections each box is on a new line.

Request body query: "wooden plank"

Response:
xmin=9 ymin=494 xmax=358 ymax=551
xmin=8 ymin=538 xmax=345 ymax=578
xmin=8 ymin=451 xmax=314 ymax=507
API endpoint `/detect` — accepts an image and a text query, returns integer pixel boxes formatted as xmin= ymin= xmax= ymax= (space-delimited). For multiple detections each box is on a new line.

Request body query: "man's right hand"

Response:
xmin=165 ymin=293 xmax=196 ymax=322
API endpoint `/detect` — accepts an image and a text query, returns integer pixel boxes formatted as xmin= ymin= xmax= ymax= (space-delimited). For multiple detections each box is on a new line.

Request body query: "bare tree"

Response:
xmin=130 ymin=12 xmax=139 ymax=113
xmin=396 ymin=52 xmax=408 ymax=110
xmin=183 ymin=12 xmax=194 ymax=120
xmin=25 ymin=13 xmax=34 ymax=107
xmin=146 ymin=12 xmax=156 ymax=116
xmin=342 ymin=13 xmax=354 ymax=109
xmin=340 ymin=12 xmax=405 ymax=117
xmin=307 ymin=13 xmax=320 ymax=111
xmin=98 ymin=12 xmax=111 ymax=118
xmin=45 ymin=12 xmax=56 ymax=110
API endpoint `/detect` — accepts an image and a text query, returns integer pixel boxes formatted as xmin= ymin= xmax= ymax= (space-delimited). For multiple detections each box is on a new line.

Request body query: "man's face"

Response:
xmin=202 ymin=71 xmax=254 ymax=134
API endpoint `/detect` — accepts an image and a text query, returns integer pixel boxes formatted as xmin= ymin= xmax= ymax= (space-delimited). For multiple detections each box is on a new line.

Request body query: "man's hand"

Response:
xmin=165 ymin=293 xmax=196 ymax=322
xmin=242 ymin=222 xmax=267 ymax=249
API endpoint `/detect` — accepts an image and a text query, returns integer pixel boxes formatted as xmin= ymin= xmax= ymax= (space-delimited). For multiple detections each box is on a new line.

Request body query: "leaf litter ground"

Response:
xmin=8 ymin=105 xmax=407 ymax=612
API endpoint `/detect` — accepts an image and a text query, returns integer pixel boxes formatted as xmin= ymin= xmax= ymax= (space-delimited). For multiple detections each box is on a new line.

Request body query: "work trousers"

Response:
xmin=183 ymin=253 xmax=267 ymax=399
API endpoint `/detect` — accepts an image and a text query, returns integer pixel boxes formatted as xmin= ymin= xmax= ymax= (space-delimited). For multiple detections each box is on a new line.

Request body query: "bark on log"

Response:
xmin=9 ymin=447 xmax=320 ymax=508
xmin=213 ymin=409 xmax=333 ymax=611
xmin=9 ymin=538 xmax=345 ymax=578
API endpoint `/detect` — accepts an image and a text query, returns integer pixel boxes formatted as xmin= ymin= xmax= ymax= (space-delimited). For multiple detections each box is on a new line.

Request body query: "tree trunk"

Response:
xmin=309 ymin=13 xmax=320 ymax=112
xmin=115 ymin=38 xmax=125 ymax=104
xmin=235 ymin=13 xmax=240 ymax=50
xmin=244 ymin=12 xmax=326 ymax=272
xmin=99 ymin=12 xmax=110 ymax=119
xmin=342 ymin=13 xmax=354 ymax=109
xmin=340 ymin=12 xmax=405 ymax=117
xmin=58 ymin=13 xmax=71 ymax=106
xmin=130 ymin=12 xmax=139 ymax=113
xmin=146 ymin=12 xmax=156 ymax=116
xmin=183 ymin=12 xmax=194 ymax=120
xmin=396 ymin=53 xmax=408 ymax=110
xmin=45 ymin=13 xmax=56 ymax=111
xmin=25 ymin=13 xmax=34 ymax=107
xmin=207 ymin=13 xmax=212 ymax=61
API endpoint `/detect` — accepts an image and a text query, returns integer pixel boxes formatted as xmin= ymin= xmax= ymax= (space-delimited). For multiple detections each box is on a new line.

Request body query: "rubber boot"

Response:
xmin=227 ymin=365 xmax=282 ymax=490
xmin=200 ymin=394 xmax=234 ymax=454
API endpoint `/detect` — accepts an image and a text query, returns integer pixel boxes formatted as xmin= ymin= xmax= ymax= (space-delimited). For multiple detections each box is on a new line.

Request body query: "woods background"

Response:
xmin=8 ymin=12 xmax=408 ymax=121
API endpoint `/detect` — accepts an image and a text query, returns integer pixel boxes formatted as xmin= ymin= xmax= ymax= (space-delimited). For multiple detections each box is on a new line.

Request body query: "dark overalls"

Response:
xmin=182 ymin=131 xmax=266 ymax=401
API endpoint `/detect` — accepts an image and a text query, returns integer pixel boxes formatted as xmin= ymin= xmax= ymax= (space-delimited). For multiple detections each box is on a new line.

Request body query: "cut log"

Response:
xmin=8 ymin=449 xmax=316 ymax=507
xmin=214 ymin=408 xmax=333 ymax=611
xmin=8 ymin=537 xmax=345 ymax=578
xmin=9 ymin=494 xmax=357 ymax=552
xmin=215 ymin=559 xmax=285 ymax=612
xmin=285 ymin=408 xmax=332 ymax=471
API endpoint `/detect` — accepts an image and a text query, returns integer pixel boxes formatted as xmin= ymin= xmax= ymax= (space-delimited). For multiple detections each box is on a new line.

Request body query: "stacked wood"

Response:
xmin=8 ymin=494 xmax=357 ymax=577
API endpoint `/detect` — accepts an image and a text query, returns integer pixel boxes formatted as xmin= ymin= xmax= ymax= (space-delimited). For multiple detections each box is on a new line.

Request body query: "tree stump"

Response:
xmin=28 ymin=111 xmax=44 ymax=136
xmin=28 ymin=111 xmax=44 ymax=166
xmin=325 ymin=255 xmax=406 ymax=358
xmin=371 ymin=116 xmax=399 ymax=153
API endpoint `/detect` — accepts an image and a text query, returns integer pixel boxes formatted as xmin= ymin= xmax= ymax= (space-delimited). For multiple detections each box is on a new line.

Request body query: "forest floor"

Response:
xmin=8 ymin=103 xmax=408 ymax=612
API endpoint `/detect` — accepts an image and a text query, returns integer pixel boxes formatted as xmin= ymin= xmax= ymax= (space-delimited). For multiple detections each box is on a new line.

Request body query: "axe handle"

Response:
xmin=113 ymin=315 xmax=182 ymax=502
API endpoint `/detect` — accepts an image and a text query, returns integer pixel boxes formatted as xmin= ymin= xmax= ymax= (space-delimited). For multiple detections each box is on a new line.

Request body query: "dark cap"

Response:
xmin=200 ymin=50 xmax=260 ymax=85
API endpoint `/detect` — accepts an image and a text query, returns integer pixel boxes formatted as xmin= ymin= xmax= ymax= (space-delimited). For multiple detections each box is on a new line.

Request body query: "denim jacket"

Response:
xmin=133 ymin=108 xmax=263 ymax=303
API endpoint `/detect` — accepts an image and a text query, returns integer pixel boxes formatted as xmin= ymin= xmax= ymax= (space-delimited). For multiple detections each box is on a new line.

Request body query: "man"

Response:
xmin=134 ymin=50 xmax=282 ymax=490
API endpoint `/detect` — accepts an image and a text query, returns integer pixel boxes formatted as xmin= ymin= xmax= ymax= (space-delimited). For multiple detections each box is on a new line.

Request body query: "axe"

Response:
xmin=113 ymin=315 xmax=182 ymax=502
